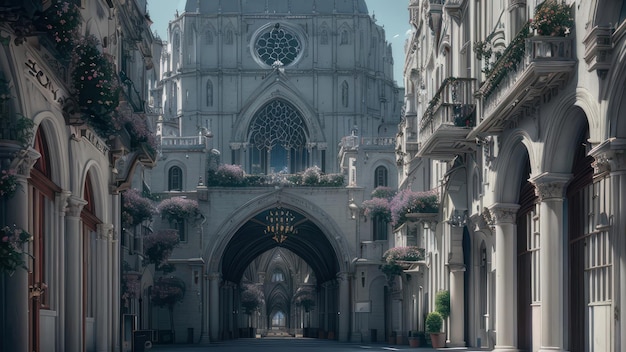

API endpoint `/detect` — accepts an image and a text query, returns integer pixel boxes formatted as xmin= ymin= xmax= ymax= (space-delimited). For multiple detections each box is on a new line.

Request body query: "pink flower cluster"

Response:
xmin=143 ymin=229 xmax=180 ymax=267
xmin=383 ymin=246 xmax=425 ymax=263
xmin=39 ymin=1 xmax=80 ymax=56
xmin=157 ymin=197 xmax=199 ymax=220
xmin=121 ymin=188 xmax=155 ymax=227
xmin=150 ymin=276 xmax=186 ymax=308
xmin=362 ymin=197 xmax=392 ymax=222
xmin=389 ymin=189 xmax=439 ymax=226
xmin=530 ymin=0 xmax=573 ymax=37
xmin=0 ymin=169 xmax=18 ymax=199
xmin=0 ymin=225 xmax=31 ymax=273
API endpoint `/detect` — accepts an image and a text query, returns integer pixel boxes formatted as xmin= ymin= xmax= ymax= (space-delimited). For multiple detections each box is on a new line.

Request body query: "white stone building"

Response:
xmin=399 ymin=0 xmax=626 ymax=351
xmin=0 ymin=1 xmax=155 ymax=351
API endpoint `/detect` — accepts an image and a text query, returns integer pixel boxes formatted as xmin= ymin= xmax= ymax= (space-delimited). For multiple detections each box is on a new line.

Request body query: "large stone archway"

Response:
xmin=203 ymin=190 xmax=353 ymax=342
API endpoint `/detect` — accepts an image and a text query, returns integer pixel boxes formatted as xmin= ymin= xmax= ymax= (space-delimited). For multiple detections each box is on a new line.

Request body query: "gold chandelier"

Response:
xmin=264 ymin=207 xmax=298 ymax=243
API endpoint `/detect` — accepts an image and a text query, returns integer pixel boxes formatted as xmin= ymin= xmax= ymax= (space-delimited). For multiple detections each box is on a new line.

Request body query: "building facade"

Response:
xmin=399 ymin=0 xmax=626 ymax=351
xmin=0 ymin=0 xmax=155 ymax=351
xmin=140 ymin=0 xmax=410 ymax=345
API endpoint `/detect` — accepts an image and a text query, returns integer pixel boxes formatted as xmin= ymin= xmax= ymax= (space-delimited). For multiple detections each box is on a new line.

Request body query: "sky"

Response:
xmin=146 ymin=0 xmax=412 ymax=86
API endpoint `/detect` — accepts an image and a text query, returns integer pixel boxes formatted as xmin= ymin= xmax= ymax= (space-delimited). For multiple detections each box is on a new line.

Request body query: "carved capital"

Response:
xmin=97 ymin=223 xmax=114 ymax=240
xmin=10 ymin=147 xmax=41 ymax=177
xmin=530 ymin=173 xmax=570 ymax=201
xmin=589 ymin=139 xmax=626 ymax=174
xmin=487 ymin=203 xmax=520 ymax=225
xmin=56 ymin=190 xmax=72 ymax=213
xmin=66 ymin=195 xmax=88 ymax=217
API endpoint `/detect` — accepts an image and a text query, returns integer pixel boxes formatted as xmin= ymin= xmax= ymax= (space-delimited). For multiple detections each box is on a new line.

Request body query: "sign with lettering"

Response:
xmin=23 ymin=55 xmax=68 ymax=106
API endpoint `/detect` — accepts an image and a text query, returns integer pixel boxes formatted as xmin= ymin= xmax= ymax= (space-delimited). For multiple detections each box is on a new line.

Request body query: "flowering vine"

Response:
xmin=0 ymin=169 xmax=19 ymax=199
xmin=0 ymin=225 xmax=32 ymax=274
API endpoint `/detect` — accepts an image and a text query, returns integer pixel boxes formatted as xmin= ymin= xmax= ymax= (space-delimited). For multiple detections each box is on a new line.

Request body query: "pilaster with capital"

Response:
xmin=488 ymin=203 xmax=519 ymax=352
xmin=531 ymin=173 xmax=569 ymax=352
xmin=64 ymin=195 xmax=87 ymax=352
xmin=337 ymin=272 xmax=351 ymax=342
xmin=1 ymin=148 xmax=39 ymax=352
xmin=96 ymin=224 xmax=113 ymax=351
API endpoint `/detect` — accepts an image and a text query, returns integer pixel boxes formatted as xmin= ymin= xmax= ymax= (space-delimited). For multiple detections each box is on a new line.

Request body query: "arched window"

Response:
xmin=374 ymin=166 xmax=388 ymax=187
xmin=271 ymin=271 xmax=285 ymax=282
xmin=373 ymin=215 xmax=388 ymax=241
xmin=168 ymin=166 xmax=183 ymax=191
xmin=225 ymin=29 xmax=234 ymax=45
xmin=249 ymin=99 xmax=309 ymax=174
xmin=204 ymin=30 xmax=214 ymax=45
xmin=271 ymin=311 xmax=286 ymax=328
xmin=173 ymin=32 xmax=181 ymax=52
xmin=340 ymin=29 xmax=349 ymax=45
xmin=206 ymin=80 xmax=213 ymax=107
xmin=320 ymin=29 xmax=329 ymax=45
xmin=341 ymin=81 xmax=349 ymax=107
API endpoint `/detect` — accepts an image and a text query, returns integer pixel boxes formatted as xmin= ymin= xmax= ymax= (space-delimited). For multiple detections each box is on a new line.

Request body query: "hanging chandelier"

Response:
xmin=264 ymin=207 xmax=298 ymax=243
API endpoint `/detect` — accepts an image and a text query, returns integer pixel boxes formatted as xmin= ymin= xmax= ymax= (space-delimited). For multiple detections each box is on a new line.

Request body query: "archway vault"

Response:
xmin=218 ymin=198 xmax=343 ymax=284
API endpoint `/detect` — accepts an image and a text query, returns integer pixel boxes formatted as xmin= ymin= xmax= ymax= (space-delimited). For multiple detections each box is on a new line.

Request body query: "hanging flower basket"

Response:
xmin=157 ymin=197 xmax=200 ymax=221
xmin=71 ymin=35 xmax=120 ymax=136
xmin=121 ymin=188 xmax=156 ymax=227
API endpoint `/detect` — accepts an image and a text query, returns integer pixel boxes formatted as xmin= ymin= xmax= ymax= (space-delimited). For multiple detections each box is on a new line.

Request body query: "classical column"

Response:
xmin=2 ymin=147 xmax=39 ymax=352
xmin=489 ymin=203 xmax=520 ymax=352
xmin=55 ymin=190 xmax=72 ymax=352
xmin=531 ymin=173 xmax=570 ymax=352
xmin=338 ymin=272 xmax=350 ymax=342
xmin=209 ymin=272 xmax=221 ymax=341
xmin=110 ymin=193 xmax=121 ymax=352
xmin=448 ymin=225 xmax=465 ymax=347
xmin=96 ymin=223 xmax=113 ymax=352
xmin=65 ymin=195 xmax=87 ymax=352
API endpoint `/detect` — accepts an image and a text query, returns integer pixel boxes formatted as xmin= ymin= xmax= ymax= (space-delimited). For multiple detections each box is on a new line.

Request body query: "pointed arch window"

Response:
xmin=340 ymin=29 xmax=350 ymax=45
xmin=374 ymin=166 xmax=388 ymax=187
xmin=341 ymin=81 xmax=349 ymax=107
xmin=320 ymin=29 xmax=329 ymax=45
xmin=206 ymin=80 xmax=214 ymax=107
xmin=168 ymin=166 xmax=183 ymax=191
xmin=173 ymin=31 xmax=181 ymax=52
xmin=204 ymin=30 xmax=214 ymax=45
xmin=249 ymin=99 xmax=309 ymax=174
xmin=225 ymin=29 xmax=234 ymax=45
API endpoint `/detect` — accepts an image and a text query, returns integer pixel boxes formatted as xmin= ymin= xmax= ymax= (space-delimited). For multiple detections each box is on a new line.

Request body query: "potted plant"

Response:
xmin=408 ymin=330 xmax=423 ymax=347
xmin=435 ymin=290 xmax=450 ymax=320
xmin=426 ymin=311 xmax=445 ymax=348
xmin=530 ymin=0 xmax=574 ymax=37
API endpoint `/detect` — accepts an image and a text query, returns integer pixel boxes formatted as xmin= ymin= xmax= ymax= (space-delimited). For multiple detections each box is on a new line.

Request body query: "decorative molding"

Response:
xmin=583 ymin=25 xmax=613 ymax=78
xmin=97 ymin=223 xmax=114 ymax=240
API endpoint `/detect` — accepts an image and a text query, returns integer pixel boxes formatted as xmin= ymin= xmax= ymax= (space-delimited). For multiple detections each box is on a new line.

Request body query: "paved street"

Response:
xmin=149 ymin=337 xmax=480 ymax=352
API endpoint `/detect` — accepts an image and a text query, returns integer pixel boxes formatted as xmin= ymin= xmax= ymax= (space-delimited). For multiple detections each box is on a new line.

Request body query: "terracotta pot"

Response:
xmin=409 ymin=337 xmax=420 ymax=347
xmin=430 ymin=332 xmax=446 ymax=348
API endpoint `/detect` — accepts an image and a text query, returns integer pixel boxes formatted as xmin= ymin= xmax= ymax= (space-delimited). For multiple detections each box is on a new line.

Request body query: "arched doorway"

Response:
xmin=217 ymin=205 xmax=343 ymax=340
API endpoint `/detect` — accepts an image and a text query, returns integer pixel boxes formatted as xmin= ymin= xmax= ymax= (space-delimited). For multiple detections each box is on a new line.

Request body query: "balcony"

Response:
xmin=417 ymin=78 xmax=476 ymax=159
xmin=161 ymin=136 xmax=208 ymax=151
xmin=472 ymin=32 xmax=576 ymax=136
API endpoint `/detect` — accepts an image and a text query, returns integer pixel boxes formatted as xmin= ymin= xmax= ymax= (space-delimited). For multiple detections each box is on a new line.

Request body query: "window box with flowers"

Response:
xmin=380 ymin=246 xmax=425 ymax=280
xmin=71 ymin=35 xmax=121 ymax=137
xmin=0 ymin=225 xmax=32 ymax=274
xmin=390 ymin=189 xmax=439 ymax=228
xmin=157 ymin=197 xmax=199 ymax=221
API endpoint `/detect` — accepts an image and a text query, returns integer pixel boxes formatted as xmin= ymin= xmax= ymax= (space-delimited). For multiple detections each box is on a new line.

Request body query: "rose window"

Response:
xmin=254 ymin=23 xmax=302 ymax=67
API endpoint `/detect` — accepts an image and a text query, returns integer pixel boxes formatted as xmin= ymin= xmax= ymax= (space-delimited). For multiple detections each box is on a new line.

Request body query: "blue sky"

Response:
xmin=146 ymin=0 xmax=411 ymax=86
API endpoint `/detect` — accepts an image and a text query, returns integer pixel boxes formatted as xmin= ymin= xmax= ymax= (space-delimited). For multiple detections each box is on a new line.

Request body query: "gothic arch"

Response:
xmin=204 ymin=191 xmax=351 ymax=284
xmin=234 ymin=81 xmax=324 ymax=143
